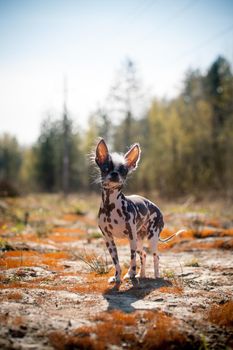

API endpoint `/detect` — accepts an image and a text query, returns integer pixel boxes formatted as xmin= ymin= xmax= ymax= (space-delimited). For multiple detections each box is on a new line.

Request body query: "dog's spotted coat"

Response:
xmin=95 ymin=139 xmax=182 ymax=283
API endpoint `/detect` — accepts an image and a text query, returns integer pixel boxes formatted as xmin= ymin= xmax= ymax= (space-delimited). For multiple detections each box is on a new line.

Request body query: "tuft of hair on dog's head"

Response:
xmin=95 ymin=138 xmax=141 ymax=189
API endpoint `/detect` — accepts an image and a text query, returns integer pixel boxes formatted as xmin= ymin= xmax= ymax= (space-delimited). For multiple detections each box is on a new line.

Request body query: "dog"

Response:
xmin=95 ymin=138 xmax=184 ymax=283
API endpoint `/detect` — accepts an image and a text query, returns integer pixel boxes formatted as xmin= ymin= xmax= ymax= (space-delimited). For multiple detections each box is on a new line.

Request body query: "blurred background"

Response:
xmin=0 ymin=0 xmax=233 ymax=198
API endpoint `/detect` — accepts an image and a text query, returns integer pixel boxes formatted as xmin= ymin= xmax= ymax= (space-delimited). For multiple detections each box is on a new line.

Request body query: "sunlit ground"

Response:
xmin=0 ymin=193 xmax=232 ymax=349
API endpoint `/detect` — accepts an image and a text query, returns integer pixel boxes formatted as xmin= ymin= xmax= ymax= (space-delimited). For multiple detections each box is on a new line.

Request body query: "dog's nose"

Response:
xmin=110 ymin=171 xmax=119 ymax=182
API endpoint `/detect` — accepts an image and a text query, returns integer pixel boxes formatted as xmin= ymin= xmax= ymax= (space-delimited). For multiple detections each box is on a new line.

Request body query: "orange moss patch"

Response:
xmin=5 ymin=291 xmax=23 ymax=301
xmin=0 ymin=254 xmax=40 ymax=269
xmin=0 ymin=280 xmax=65 ymax=291
xmin=208 ymin=301 xmax=233 ymax=328
xmin=193 ymin=228 xmax=217 ymax=237
xmin=62 ymin=214 xmax=97 ymax=227
xmin=11 ymin=315 xmax=26 ymax=327
xmin=221 ymin=228 xmax=233 ymax=237
xmin=159 ymin=229 xmax=193 ymax=251
xmin=62 ymin=214 xmax=79 ymax=222
xmin=94 ymin=310 xmax=137 ymax=326
xmin=0 ymin=250 xmax=70 ymax=270
xmin=0 ymin=271 xmax=112 ymax=294
xmin=52 ymin=227 xmax=86 ymax=234
xmin=3 ymin=250 xmax=39 ymax=258
xmin=71 ymin=272 xmax=112 ymax=294
xmin=142 ymin=311 xmax=186 ymax=349
xmin=42 ymin=252 xmax=70 ymax=259
xmin=204 ymin=219 xmax=222 ymax=228
xmin=159 ymin=285 xmax=183 ymax=295
xmin=49 ymin=310 xmax=187 ymax=350
xmin=48 ymin=233 xmax=82 ymax=243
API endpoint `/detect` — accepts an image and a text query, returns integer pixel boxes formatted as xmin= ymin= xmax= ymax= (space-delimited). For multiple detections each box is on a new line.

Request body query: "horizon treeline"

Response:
xmin=0 ymin=55 xmax=233 ymax=198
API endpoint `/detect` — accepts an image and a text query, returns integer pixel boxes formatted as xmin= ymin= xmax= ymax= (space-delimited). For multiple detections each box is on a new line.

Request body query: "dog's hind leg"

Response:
xmin=123 ymin=234 xmax=137 ymax=280
xmin=148 ymin=228 xmax=160 ymax=278
xmin=136 ymin=238 xmax=146 ymax=278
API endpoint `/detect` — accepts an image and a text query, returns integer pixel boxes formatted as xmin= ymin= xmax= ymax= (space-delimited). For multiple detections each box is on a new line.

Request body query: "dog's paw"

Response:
xmin=123 ymin=272 xmax=136 ymax=280
xmin=108 ymin=276 xmax=121 ymax=284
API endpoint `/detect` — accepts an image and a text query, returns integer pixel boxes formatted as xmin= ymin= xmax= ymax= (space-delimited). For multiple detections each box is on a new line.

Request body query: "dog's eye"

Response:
xmin=119 ymin=165 xmax=128 ymax=176
xmin=102 ymin=161 xmax=113 ymax=174
xmin=102 ymin=165 xmax=109 ymax=173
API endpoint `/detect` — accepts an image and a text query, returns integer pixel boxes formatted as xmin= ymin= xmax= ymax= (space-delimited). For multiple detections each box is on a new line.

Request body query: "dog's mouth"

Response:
xmin=102 ymin=179 xmax=123 ymax=190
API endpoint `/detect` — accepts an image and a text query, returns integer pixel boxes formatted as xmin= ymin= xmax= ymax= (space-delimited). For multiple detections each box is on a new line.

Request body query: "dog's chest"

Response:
xmin=98 ymin=196 xmax=135 ymax=238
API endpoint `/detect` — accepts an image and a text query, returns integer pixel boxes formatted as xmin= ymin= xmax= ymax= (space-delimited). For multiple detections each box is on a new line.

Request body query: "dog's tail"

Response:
xmin=159 ymin=229 xmax=186 ymax=243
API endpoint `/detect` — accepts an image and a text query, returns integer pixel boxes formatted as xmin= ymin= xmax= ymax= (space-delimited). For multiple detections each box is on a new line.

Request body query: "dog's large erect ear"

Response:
xmin=124 ymin=143 xmax=141 ymax=170
xmin=95 ymin=139 xmax=109 ymax=166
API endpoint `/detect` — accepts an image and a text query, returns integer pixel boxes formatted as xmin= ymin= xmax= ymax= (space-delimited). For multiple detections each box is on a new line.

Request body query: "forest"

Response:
xmin=1 ymin=55 xmax=233 ymax=198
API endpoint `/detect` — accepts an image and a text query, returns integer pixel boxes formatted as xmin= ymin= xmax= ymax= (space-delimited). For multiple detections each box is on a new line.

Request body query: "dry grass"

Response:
xmin=75 ymin=249 xmax=111 ymax=275
xmin=185 ymin=257 xmax=200 ymax=267
xmin=208 ymin=301 xmax=233 ymax=328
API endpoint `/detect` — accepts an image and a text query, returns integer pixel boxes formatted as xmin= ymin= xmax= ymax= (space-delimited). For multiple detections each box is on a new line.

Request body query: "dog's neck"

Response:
xmin=101 ymin=186 xmax=124 ymax=205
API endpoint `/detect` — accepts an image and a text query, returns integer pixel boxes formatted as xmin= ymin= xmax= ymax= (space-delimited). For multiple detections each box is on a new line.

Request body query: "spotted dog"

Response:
xmin=95 ymin=139 xmax=184 ymax=283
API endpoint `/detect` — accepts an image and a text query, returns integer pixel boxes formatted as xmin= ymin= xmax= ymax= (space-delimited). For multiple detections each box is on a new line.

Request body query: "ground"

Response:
xmin=0 ymin=193 xmax=232 ymax=350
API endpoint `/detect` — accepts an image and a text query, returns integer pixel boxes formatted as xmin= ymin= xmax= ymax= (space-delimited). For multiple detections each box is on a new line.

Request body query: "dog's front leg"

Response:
xmin=102 ymin=236 xmax=121 ymax=284
xmin=105 ymin=239 xmax=121 ymax=283
xmin=99 ymin=227 xmax=121 ymax=283
xmin=123 ymin=230 xmax=137 ymax=280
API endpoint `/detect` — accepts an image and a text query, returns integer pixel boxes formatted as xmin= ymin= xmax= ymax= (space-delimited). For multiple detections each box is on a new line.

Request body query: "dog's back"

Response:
xmin=125 ymin=195 xmax=164 ymax=239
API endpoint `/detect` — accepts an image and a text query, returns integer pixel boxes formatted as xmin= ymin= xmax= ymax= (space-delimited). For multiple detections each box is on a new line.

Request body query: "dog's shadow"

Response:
xmin=103 ymin=277 xmax=171 ymax=313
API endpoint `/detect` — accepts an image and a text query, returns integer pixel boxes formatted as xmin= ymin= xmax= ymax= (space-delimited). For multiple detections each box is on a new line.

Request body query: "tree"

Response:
xmin=34 ymin=115 xmax=84 ymax=192
xmin=108 ymin=58 xmax=146 ymax=150
xmin=0 ymin=133 xmax=22 ymax=186
xmin=204 ymin=56 xmax=233 ymax=188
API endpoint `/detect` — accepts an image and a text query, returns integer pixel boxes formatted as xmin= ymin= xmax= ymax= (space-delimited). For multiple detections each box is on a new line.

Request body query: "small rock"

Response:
xmin=9 ymin=328 xmax=26 ymax=338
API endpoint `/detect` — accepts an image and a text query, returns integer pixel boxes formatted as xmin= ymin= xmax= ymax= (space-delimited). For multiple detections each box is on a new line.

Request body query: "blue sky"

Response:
xmin=0 ymin=0 xmax=233 ymax=144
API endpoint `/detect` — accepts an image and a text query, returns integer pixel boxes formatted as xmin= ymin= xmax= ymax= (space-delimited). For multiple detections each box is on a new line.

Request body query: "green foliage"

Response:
xmin=0 ymin=134 xmax=22 ymax=194
xmin=33 ymin=116 xmax=85 ymax=192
